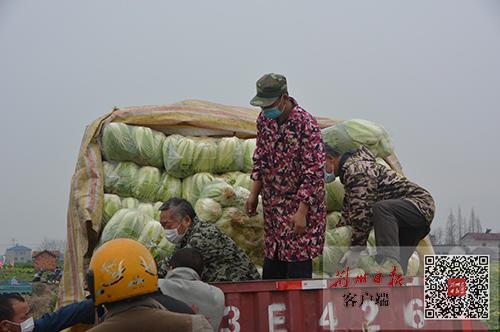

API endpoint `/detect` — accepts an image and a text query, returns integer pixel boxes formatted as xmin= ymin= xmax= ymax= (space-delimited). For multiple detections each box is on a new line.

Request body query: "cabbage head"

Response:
xmin=138 ymin=203 xmax=155 ymax=219
xmin=133 ymin=166 xmax=161 ymax=202
xmin=102 ymin=194 xmax=122 ymax=226
xmin=156 ymin=172 xmax=182 ymax=202
xmin=215 ymin=137 xmax=243 ymax=173
xmin=100 ymin=208 xmax=150 ymax=244
xmin=153 ymin=201 xmax=163 ymax=220
xmin=325 ymin=178 xmax=345 ymax=212
xmin=182 ymin=173 xmax=215 ymax=205
xmin=103 ymin=161 xmax=119 ymax=193
xmin=163 ymin=135 xmax=195 ymax=178
xmin=131 ymin=126 xmax=165 ymax=168
xmin=113 ymin=162 xmax=140 ymax=197
xmin=121 ymin=197 xmax=139 ymax=209
xmin=101 ymin=123 xmax=138 ymax=162
xmin=241 ymin=138 xmax=256 ymax=173
xmin=194 ymin=198 xmax=223 ymax=223
xmin=192 ymin=138 xmax=217 ymax=173
xmin=326 ymin=212 xmax=341 ymax=231
xmin=200 ymin=180 xmax=236 ymax=207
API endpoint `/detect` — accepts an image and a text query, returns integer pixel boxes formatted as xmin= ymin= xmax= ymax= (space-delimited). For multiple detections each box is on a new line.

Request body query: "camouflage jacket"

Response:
xmin=172 ymin=217 xmax=260 ymax=283
xmin=336 ymin=146 xmax=435 ymax=246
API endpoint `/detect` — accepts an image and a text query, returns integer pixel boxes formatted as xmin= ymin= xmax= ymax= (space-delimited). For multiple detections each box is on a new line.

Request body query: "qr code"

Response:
xmin=424 ymin=255 xmax=489 ymax=320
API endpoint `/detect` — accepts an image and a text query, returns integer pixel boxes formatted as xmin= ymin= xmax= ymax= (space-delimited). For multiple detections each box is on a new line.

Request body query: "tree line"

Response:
xmin=431 ymin=207 xmax=483 ymax=245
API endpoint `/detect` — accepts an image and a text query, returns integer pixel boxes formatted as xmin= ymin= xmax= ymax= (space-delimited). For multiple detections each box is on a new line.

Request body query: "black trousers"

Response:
xmin=262 ymin=256 xmax=312 ymax=280
xmin=372 ymin=199 xmax=430 ymax=273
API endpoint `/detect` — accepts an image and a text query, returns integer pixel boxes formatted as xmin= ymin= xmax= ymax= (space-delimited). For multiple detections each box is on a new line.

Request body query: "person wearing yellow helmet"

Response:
xmin=86 ymin=238 xmax=212 ymax=332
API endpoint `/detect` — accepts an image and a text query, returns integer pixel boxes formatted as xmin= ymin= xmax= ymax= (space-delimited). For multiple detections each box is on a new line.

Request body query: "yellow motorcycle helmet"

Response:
xmin=87 ymin=238 xmax=158 ymax=305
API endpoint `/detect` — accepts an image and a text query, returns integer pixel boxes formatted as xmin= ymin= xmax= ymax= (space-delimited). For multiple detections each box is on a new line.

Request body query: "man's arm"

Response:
xmin=340 ymin=166 xmax=378 ymax=247
xmin=34 ymin=299 xmax=95 ymax=332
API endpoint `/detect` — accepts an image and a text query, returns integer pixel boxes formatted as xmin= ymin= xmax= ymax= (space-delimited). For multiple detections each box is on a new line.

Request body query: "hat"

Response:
xmin=250 ymin=73 xmax=288 ymax=107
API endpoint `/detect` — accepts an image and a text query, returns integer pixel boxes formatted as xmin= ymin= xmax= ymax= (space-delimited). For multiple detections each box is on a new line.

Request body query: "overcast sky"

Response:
xmin=1 ymin=0 xmax=499 ymax=254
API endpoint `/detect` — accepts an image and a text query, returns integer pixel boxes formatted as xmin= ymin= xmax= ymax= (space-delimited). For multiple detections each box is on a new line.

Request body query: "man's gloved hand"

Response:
xmin=340 ymin=247 xmax=366 ymax=269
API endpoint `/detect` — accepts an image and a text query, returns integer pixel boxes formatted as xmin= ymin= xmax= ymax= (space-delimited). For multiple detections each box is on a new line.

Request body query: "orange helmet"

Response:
xmin=87 ymin=238 xmax=158 ymax=305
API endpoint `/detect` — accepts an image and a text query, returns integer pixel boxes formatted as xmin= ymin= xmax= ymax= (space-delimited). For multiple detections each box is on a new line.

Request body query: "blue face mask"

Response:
xmin=263 ymin=107 xmax=282 ymax=119
xmin=325 ymin=170 xmax=336 ymax=183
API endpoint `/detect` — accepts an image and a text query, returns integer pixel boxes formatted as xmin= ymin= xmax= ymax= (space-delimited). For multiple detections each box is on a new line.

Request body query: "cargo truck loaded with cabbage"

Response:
xmin=57 ymin=100 xmax=435 ymax=312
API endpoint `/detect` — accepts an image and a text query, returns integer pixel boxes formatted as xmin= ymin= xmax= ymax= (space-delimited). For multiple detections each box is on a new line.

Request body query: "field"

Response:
xmin=485 ymin=261 xmax=500 ymax=332
xmin=0 ymin=266 xmax=34 ymax=282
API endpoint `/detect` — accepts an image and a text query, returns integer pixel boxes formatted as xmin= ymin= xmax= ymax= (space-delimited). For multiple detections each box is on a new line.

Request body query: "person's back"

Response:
xmin=342 ymin=145 xmax=435 ymax=223
xmin=87 ymin=297 xmax=211 ymax=332
xmin=159 ymin=267 xmax=225 ymax=330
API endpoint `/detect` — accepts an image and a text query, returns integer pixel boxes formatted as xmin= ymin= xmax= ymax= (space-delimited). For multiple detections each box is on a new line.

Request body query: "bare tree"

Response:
xmin=38 ymin=238 xmax=66 ymax=253
xmin=457 ymin=206 xmax=465 ymax=244
xmin=445 ymin=210 xmax=456 ymax=245
xmin=475 ymin=216 xmax=483 ymax=233
xmin=468 ymin=208 xmax=477 ymax=233
xmin=431 ymin=227 xmax=444 ymax=245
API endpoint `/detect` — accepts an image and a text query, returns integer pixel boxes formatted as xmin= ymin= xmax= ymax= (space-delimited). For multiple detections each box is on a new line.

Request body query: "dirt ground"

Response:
xmin=24 ymin=283 xmax=59 ymax=319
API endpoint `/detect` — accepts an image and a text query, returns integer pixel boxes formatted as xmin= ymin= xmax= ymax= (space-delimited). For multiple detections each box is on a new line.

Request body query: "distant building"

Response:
xmin=460 ymin=232 xmax=500 ymax=260
xmin=32 ymin=250 xmax=60 ymax=272
xmin=5 ymin=245 xmax=32 ymax=264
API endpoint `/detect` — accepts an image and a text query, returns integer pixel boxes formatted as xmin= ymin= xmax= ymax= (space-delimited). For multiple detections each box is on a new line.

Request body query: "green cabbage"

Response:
xmin=194 ymin=198 xmax=223 ymax=223
xmin=112 ymin=162 xmax=140 ymax=197
xmin=200 ymin=180 xmax=236 ymax=207
xmin=192 ymin=138 xmax=217 ymax=173
xmin=103 ymin=194 xmax=122 ymax=226
xmin=100 ymin=208 xmax=150 ymax=243
xmin=156 ymin=172 xmax=182 ymax=202
xmin=233 ymin=186 xmax=250 ymax=208
xmin=102 ymin=123 xmax=165 ymax=168
xmin=133 ymin=166 xmax=161 ymax=202
xmin=101 ymin=123 xmax=137 ymax=163
xmin=121 ymin=197 xmax=139 ymax=209
xmin=322 ymin=119 xmax=393 ymax=158
xmin=103 ymin=161 xmax=119 ymax=193
xmin=138 ymin=219 xmax=165 ymax=247
xmin=326 ymin=212 xmax=341 ymax=231
xmin=182 ymin=173 xmax=215 ymax=205
xmin=138 ymin=203 xmax=155 ymax=219
xmin=163 ymin=135 xmax=195 ymax=178
xmin=132 ymin=126 xmax=165 ymax=168
xmin=153 ymin=201 xmax=163 ymax=220
xmin=234 ymin=173 xmax=253 ymax=191
xmin=325 ymin=179 xmax=345 ymax=212
xmin=215 ymin=137 xmax=243 ymax=173
xmin=323 ymin=226 xmax=352 ymax=275
xmin=219 ymin=171 xmax=245 ymax=186
xmin=242 ymin=139 xmax=256 ymax=173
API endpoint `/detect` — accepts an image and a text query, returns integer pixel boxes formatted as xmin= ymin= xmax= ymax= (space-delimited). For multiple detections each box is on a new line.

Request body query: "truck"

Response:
xmin=58 ymin=100 xmax=487 ymax=331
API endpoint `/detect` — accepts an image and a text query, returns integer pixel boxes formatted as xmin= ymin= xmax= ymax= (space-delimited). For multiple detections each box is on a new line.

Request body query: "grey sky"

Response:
xmin=1 ymin=0 xmax=499 ymax=254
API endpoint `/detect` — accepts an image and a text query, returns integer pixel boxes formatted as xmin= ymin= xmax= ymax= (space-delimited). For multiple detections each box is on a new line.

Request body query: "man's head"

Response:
xmin=159 ymin=198 xmax=196 ymax=243
xmin=169 ymin=248 xmax=204 ymax=278
xmin=250 ymin=73 xmax=292 ymax=121
xmin=0 ymin=294 xmax=33 ymax=332
xmin=324 ymin=143 xmax=342 ymax=183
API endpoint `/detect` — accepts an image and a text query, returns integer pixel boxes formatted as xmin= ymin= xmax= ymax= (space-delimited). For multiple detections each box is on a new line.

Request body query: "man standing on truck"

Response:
xmin=159 ymin=198 xmax=261 ymax=282
xmin=323 ymin=143 xmax=435 ymax=274
xmin=246 ymin=73 xmax=326 ymax=279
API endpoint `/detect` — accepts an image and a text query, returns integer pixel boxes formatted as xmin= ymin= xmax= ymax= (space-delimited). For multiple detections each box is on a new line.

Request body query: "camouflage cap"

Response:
xmin=250 ymin=73 xmax=288 ymax=107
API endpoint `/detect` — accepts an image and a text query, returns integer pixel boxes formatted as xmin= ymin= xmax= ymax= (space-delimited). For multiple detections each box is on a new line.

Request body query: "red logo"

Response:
xmin=447 ymin=278 xmax=467 ymax=297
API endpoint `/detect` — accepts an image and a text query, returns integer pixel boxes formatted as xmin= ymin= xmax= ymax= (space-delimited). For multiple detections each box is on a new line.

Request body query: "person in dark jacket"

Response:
xmin=324 ymin=143 xmax=435 ymax=274
xmin=0 ymin=292 xmax=193 ymax=332
xmin=159 ymin=198 xmax=260 ymax=282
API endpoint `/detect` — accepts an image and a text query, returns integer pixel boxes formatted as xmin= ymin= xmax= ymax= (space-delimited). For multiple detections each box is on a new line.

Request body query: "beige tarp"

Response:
xmin=58 ymin=99 xmax=433 ymax=312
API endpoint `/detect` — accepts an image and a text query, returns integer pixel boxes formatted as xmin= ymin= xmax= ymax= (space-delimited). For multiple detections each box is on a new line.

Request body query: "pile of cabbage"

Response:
xmin=102 ymin=123 xmax=256 ymax=178
xmin=100 ymin=123 xmax=260 ymax=264
xmin=313 ymin=212 xmax=421 ymax=277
